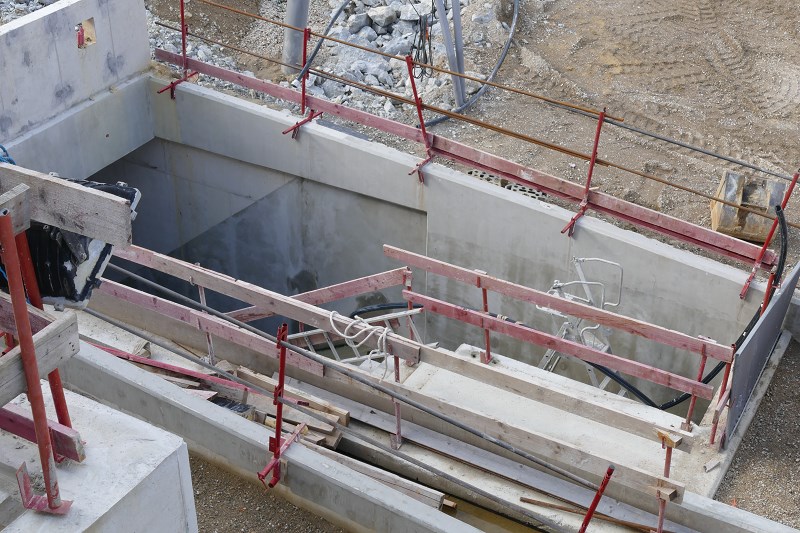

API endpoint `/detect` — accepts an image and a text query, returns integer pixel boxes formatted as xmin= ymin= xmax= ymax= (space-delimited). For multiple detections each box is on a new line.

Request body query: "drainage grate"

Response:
xmin=467 ymin=169 xmax=547 ymax=201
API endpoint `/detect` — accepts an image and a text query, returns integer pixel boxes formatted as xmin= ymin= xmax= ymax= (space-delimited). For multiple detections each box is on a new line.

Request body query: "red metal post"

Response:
xmin=76 ymin=24 xmax=85 ymax=48
xmin=683 ymin=347 xmax=707 ymax=431
xmin=404 ymin=269 xmax=415 ymax=341
xmin=0 ymin=214 xmax=67 ymax=512
xmin=301 ymin=27 xmax=311 ymax=115
xmin=578 ymin=464 xmax=614 ymax=533
xmin=480 ymin=284 xmax=492 ymax=364
xmin=392 ymin=348 xmax=403 ymax=449
xmin=405 ymin=55 xmax=433 ymax=182
xmin=259 ymin=323 xmax=289 ymax=488
xmin=562 ymin=109 xmax=605 ymax=236
xmin=710 ymin=361 xmax=733 ymax=445
xmin=15 ymin=233 xmax=73 ymax=434
xmin=760 ymin=271 xmax=776 ymax=316
xmin=740 ymin=171 xmax=799 ymax=299
xmin=655 ymin=436 xmax=674 ymax=533
xmin=180 ymin=0 xmax=188 ymax=76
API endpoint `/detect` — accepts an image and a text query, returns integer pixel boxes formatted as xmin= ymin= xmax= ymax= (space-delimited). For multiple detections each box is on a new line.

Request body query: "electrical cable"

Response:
xmin=294 ymin=0 xmax=350 ymax=84
xmin=411 ymin=2 xmax=434 ymax=80
xmin=104 ymin=261 xmax=599 ymax=490
xmin=421 ymin=0 xmax=519 ymax=128
xmin=348 ymin=302 xmax=422 ymax=318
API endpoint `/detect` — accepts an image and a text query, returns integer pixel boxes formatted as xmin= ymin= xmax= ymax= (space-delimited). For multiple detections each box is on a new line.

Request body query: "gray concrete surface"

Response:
xmin=0 ymin=386 xmax=196 ymax=532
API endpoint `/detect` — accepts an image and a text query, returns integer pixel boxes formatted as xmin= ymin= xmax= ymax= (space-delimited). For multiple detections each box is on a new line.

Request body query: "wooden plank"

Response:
xmin=237 ymin=366 xmax=350 ymax=425
xmin=248 ymin=391 xmax=338 ymax=434
xmin=0 ymin=184 xmax=31 ymax=234
xmin=185 ymin=389 xmax=218 ymax=400
xmin=0 ymin=291 xmax=54 ymax=335
xmin=160 ymin=374 xmax=201 ymax=388
xmin=0 ymin=163 xmax=132 ymax=246
xmin=0 ymin=312 xmax=80 ymax=406
xmin=309 ymin=367 xmax=685 ymax=503
xmin=226 ymin=268 xmax=409 ymax=322
xmin=96 ymin=279 xmax=323 ymax=376
xmin=112 ymin=245 xmax=420 ymax=363
xmin=0 ymin=403 xmax=86 ymax=462
xmin=417 ymin=344 xmax=694 ymax=450
xmin=405 ymin=290 xmax=713 ymax=400
xmin=306 ymin=442 xmax=445 ymax=509
xmin=384 ymin=245 xmax=733 ymax=362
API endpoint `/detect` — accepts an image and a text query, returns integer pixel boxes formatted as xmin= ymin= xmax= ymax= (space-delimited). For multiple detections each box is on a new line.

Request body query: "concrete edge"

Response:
xmin=61 ymin=341 xmax=480 ymax=533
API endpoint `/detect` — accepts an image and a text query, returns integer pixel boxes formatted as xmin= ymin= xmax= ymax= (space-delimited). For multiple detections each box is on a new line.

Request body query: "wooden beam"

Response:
xmin=384 ymin=245 xmax=733 ymax=362
xmin=0 ymin=312 xmax=80 ymax=406
xmin=405 ymin=291 xmax=713 ymax=400
xmin=226 ymin=268 xmax=409 ymax=322
xmin=113 ymin=246 xmax=420 ymax=363
xmin=336 ymin=363 xmax=685 ymax=503
xmin=95 ymin=279 xmax=324 ymax=376
xmin=416 ymin=344 xmax=694 ymax=449
xmin=0 ymin=184 xmax=31 ymax=234
xmin=0 ymin=291 xmax=53 ymax=335
xmin=0 ymin=163 xmax=132 ymax=246
xmin=0 ymin=403 xmax=86 ymax=462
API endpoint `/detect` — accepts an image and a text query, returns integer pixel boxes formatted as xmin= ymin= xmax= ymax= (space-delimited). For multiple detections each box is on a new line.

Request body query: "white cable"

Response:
xmin=328 ymin=311 xmax=390 ymax=363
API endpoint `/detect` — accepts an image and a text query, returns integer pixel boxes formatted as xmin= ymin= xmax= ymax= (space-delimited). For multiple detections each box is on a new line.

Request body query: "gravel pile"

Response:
xmin=0 ymin=0 xmax=49 ymax=25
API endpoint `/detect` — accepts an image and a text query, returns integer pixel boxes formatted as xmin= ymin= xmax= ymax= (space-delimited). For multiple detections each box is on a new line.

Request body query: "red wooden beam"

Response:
xmin=404 ymin=290 xmax=714 ymax=399
xmin=385 ymin=245 xmax=733 ymax=362
xmin=226 ymin=267 xmax=409 ymax=322
xmin=153 ymin=49 xmax=776 ymax=269
xmin=0 ymin=405 xmax=85 ymax=462
xmin=96 ymin=279 xmax=324 ymax=376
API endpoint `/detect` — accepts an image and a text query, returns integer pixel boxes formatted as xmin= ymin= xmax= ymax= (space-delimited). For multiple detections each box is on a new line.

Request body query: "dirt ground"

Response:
xmin=147 ymin=0 xmax=800 ymax=529
xmin=190 ymin=453 xmax=344 ymax=532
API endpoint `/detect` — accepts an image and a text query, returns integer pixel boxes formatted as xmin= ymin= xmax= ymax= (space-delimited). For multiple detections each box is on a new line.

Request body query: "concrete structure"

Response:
xmin=2 ymin=0 xmax=799 ymax=531
xmin=0 ymin=387 xmax=196 ymax=531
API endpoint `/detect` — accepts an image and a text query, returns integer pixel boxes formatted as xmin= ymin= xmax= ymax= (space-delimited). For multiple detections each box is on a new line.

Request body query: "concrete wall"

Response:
xmin=85 ymin=77 xmax=771 ymax=403
xmin=0 ymin=0 xmax=154 ymax=180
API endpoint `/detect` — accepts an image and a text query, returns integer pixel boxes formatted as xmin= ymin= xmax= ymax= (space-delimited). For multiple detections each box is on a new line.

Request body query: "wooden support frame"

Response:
xmin=0 ymin=312 xmax=80 ymax=407
xmin=0 ymin=404 xmax=85 ymax=462
xmin=0 ymin=163 xmax=133 ymax=246
xmin=112 ymin=246 xmax=420 ymax=364
xmin=96 ymin=279 xmax=324 ymax=376
xmin=384 ymin=245 xmax=733 ymax=363
xmin=0 ymin=292 xmax=52 ymax=335
xmin=0 ymin=184 xmax=31 ymax=234
xmin=226 ymin=267 xmax=410 ymax=322
xmin=406 ymin=290 xmax=713 ymax=399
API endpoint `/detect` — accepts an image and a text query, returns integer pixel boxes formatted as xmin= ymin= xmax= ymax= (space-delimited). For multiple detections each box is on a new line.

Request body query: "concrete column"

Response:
xmin=282 ymin=0 xmax=310 ymax=74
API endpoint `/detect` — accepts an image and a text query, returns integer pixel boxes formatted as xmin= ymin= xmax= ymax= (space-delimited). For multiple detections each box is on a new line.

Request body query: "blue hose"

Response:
xmin=0 ymin=144 xmax=16 ymax=165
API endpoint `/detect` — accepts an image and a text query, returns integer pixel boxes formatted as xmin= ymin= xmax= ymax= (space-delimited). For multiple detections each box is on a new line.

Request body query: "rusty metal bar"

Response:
xmin=578 ymin=465 xmax=615 ymax=533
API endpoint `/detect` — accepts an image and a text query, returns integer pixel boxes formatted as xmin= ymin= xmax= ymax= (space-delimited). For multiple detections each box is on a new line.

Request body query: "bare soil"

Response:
xmin=148 ymin=0 xmax=800 ymax=528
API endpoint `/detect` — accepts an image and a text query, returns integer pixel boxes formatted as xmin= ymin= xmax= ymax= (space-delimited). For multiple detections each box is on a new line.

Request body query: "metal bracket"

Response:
xmin=16 ymin=463 xmax=72 ymax=515
xmin=157 ymin=71 xmax=199 ymax=100
xmin=258 ymin=423 xmax=306 ymax=489
xmin=282 ymin=110 xmax=323 ymax=139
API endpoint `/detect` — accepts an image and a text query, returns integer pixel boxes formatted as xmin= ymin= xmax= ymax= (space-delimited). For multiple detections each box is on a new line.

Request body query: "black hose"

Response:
xmin=349 ymin=302 xmax=422 ymax=319
xmin=422 ymin=0 xmax=520 ymax=128
xmin=295 ymin=0 xmax=351 ymax=83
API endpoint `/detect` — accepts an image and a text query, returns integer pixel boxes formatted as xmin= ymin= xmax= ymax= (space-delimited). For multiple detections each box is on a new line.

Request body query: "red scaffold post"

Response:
xmin=578 ymin=464 xmax=614 ymax=533
xmin=0 ymin=213 xmax=70 ymax=513
xmin=562 ymin=108 xmax=606 ymax=236
xmin=740 ymin=170 xmax=799 ymax=299
xmin=405 ymin=55 xmax=433 ymax=182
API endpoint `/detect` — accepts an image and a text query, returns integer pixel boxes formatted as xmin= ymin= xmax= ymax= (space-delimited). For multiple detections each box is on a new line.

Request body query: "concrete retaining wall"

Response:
xmin=85 ymin=77 xmax=775 ymax=403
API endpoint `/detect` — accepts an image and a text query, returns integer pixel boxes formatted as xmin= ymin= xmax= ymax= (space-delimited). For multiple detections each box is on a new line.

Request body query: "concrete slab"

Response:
xmin=0 ymin=385 xmax=196 ymax=531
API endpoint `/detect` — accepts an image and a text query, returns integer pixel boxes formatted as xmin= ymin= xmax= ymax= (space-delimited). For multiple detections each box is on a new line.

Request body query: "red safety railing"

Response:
xmin=152 ymin=0 xmax=797 ymax=278
xmin=385 ymin=244 xmax=728 ymax=432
